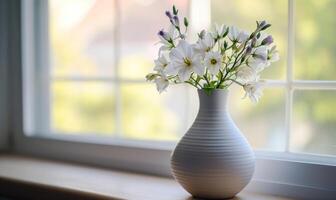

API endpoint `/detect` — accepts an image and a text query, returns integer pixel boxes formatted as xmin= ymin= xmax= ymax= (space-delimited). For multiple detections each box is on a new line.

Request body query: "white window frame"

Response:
xmin=6 ymin=0 xmax=335 ymax=199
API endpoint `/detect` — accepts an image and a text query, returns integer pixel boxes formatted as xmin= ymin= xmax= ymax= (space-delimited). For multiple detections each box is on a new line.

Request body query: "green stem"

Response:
xmin=228 ymin=79 xmax=244 ymax=86
xmin=203 ymin=70 xmax=211 ymax=86
xmin=190 ymin=76 xmax=203 ymax=88
xmin=185 ymin=81 xmax=199 ymax=89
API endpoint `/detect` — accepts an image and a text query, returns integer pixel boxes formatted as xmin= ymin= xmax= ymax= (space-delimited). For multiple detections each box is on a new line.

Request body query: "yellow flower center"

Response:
xmin=210 ymin=58 xmax=217 ymax=65
xmin=183 ymin=58 xmax=192 ymax=66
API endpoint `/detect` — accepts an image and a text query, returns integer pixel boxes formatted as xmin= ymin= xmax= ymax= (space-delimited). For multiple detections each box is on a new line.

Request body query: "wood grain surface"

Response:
xmin=0 ymin=154 xmax=294 ymax=200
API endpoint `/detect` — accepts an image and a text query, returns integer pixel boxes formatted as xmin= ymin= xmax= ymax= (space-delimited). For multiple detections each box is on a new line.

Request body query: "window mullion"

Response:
xmin=292 ymin=80 xmax=336 ymax=89
xmin=284 ymin=0 xmax=295 ymax=152
xmin=114 ymin=0 xmax=122 ymax=138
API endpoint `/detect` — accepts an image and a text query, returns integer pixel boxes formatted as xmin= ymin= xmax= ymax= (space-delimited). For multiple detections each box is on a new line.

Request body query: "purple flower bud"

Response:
xmin=158 ymin=29 xmax=170 ymax=41
xmin=261 ymin=35 xmax=273 ymax=45
xmin=245 ymin=46 xmax=252 ymax=55
xmin=259 ymin=20 xmax=266 ymax=27
xmin=158 ymin=29 xmax=164 ymax=37
xmin=165 ymin=11 xmax=172 ymax=19
xmin=173 ymin=16 xmax=179 ymax=27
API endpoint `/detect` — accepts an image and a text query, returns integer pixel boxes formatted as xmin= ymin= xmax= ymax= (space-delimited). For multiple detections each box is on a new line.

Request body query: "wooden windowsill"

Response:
xmin=0 ymin=154 xmax=293 ymax=200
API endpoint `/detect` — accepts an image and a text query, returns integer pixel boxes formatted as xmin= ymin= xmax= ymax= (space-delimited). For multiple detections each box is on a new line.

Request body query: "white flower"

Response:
xmin=204 ymin=51 xmax=222 ymax=75
xmin=170 ymin=40 xmax=204 ymax=81
xmin=247 ymin=46 xmax=268 ymax=72
xmin=155 ymin=75 xmax=169 ymax=93
xmin=153 ymin=53 xmax=178 ymax=76
xmin=228 ymin=26 xmax=249 ymax=43
xmin=194 ymin=32 xmax=215 ymax=57
xmin=212 ymin=24 xmax=227 ymax=39
xmin=265 ymin=46 xmax=280 ymax=66
xmin=243 ymin=78 xmax=265 ymax=103
xmin=158 ymin=24 xmax=178 ymax=52
xmin=236 ymin=65 xmax=257 ymax=83
xmin=154 ymin=54 xmax=170 ymax=72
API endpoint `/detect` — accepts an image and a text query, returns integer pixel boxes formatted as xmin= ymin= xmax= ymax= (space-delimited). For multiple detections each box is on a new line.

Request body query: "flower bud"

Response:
xmin=261 ymin=35 xmax=273 ymax=45
xmin=184 ymin=17 xmax=189 ymax=27
xmin=198 ymin=30 xmax=206 ymax=39
xmin=158 ymin=30 xmax=164 ymax=37
xmin=158 ymin=29 xmax=170 ymax=41
xmin=224 ymin=40 xmax=228 ymax=49
xmin=245 ymin=46 xmax=252 ymax=55
xmin=259 ymin=20 xmax=266 ymax=28
xmin=261 ymin=24 xmax=271 ymax=31
xmin=173 ymin=16 xmax=180 ymax=27
xmin=165 ymin=11 xmax=172 ymax=19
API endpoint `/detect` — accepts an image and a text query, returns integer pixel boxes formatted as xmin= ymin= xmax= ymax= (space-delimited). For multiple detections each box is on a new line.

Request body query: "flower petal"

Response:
xmin=192 ymin=62 xmax=205 ymax=76
xmin=178 ymin=67 xmax=193 ymax=81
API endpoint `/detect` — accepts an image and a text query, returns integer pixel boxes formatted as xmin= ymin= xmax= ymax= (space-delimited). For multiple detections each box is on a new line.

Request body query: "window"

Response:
xmin=18 ymin=1 xmax=336 ymax=198
xmin=211 ymin=0 xmax=336 ymax=157
xmin=24 ymin=0 xmax=194 ymax=141
xmin=23 ymin=0 xmax=336 ymax=157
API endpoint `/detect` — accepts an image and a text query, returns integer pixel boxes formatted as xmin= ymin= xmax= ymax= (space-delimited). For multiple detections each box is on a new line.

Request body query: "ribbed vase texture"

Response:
xmin=171 ymin=89 xmax=255 ymax=199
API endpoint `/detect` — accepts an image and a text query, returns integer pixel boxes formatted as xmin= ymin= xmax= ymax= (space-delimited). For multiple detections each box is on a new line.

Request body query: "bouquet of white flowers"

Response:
xmin=146 ymin=5 xmax=279 ymax=102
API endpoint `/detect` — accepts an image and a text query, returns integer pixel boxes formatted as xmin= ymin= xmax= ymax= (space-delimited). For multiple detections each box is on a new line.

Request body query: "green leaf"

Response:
xmin=173 ymin=5 xmax=178 ymax=15
xmin=203 ymin=87 xmax=214 ymax=96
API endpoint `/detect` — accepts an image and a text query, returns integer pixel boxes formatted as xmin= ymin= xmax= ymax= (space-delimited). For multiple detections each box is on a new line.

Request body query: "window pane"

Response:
xmin=121 ymin=84 xmax=192 ymax=140
xmin=119 ymin=0 xmax=189 ymax=79
xmin=294 ymin=0 xmax=336 ymax=80
xmin=49 ymin=0 xmax=116 ymax=77
xmin=291 ymin=90 xmax=336 ymax=155
xmin=229 ymin=86 xmax=286 ymax=151
xmin=52 ymin=82 xmax=115 ymax=135
xmin=211 ymin=0 xmax=287 ymax=80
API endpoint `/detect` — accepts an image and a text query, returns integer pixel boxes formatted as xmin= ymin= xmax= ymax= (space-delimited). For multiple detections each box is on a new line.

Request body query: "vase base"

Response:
xmin=191 ymin=195 xmax=236 ymax=200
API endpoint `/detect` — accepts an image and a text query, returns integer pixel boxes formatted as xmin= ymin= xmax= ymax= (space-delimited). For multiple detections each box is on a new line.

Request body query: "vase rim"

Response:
xmin=197 ymin=89 xmax=229 ymax=94
xmin=197 ymin=88 xmax=229 ymax=91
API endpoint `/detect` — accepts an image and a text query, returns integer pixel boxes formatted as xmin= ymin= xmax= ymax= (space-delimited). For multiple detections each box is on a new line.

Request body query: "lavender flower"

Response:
xmin=261 ymin=35 xmax=273 ymax=45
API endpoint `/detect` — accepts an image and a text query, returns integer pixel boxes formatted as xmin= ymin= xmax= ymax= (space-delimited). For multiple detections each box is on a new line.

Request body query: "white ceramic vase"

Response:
xmin=171 ymin=89 xmax=255 ymax=199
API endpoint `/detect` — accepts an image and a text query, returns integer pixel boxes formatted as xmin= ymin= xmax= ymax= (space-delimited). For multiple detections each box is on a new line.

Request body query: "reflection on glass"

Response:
xmin=291 ymin=90 xmax=336 ymax=155
xmin=229 ymin=86 xmax=286 ymax=151
xmin=49 ymin=0 xmax=116 ymax=77
xmin=119 ymin=0 xmax=189 ymax=79
xmin=211 ymin=0 xmax=287 ymax=80
xmin=295 ymin=0 xmax=336 ymax=80
xmin=121 ymin=84 xmax=193 ymax=140
xmin=52 ymin=82 xmax=115 ymax=134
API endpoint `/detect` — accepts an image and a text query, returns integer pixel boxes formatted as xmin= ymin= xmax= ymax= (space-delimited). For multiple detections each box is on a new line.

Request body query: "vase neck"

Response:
xmin=197 ymin=89 xmax=228 ymax=111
